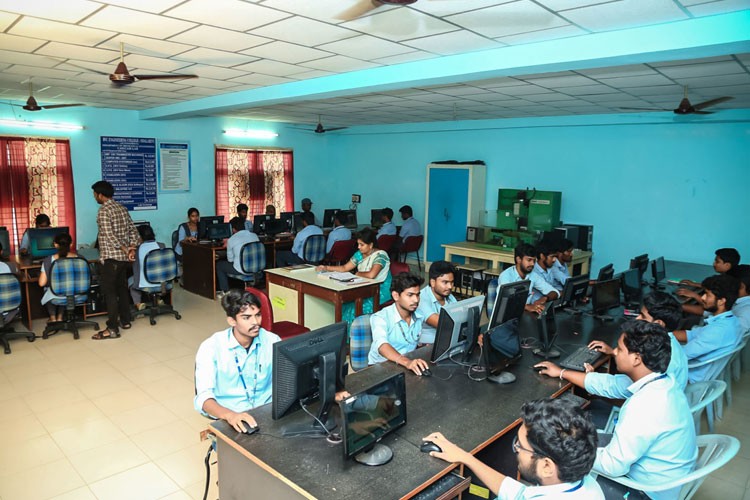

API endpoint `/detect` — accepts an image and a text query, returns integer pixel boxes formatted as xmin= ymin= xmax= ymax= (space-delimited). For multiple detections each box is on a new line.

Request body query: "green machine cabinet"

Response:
xmin=496 ymin=188 xmax=561 ymax=232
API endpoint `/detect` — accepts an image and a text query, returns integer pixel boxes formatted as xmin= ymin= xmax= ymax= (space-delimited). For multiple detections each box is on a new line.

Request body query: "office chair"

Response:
xmin=42 ymin=257 xmax=99 ymax=340
xmin=245 ymin=287 xmax=309 ymax=340
xmin=227 ymin=241 xmax=266 ymax=288
xmin=376 ymin=235 xmax=398 ymax=254
xmin=323 ymin=239 xmax=357 ymax=266
xmin=684 ymin=380 xmax=726 ymax=434
xmin=350 ymin=314 xmax=373 ymax=371
xmin=133 ymin=247 xmax=181 ymax=326
xmin=399 ymin=235 xmax=424 ymax=272
xmin=390 ymin=262 xmax=409 ymax=276
xmin=0 ymin=273 xmax=36 ymax=354
xmin=303 ymin=234 xmax=326 ymax=265
xmin=595 ymin=434 xmax=739 ymax=500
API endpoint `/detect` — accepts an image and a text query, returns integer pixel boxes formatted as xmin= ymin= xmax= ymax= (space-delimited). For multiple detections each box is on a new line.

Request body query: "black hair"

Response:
xmin=91 ymin=180 xmax=114 ymax=198
xmin=137 ymin=224 xmax=155 ymax=242
xmin=390 ymin=273 xmax=424 ymax=294
xmin=382 ymin=207 xmax=393 ymax=220
xmin=54 ymin=232 xmax=72 ymax=258
xmin=621 ymin=320 xmax=671 ymax=373
xmin=429 ymin=260 xmax=457 ymax=281
xmin=237 ymin=203 xmax=248 ymax=212
xmin=514 ymin=243 xmax=537 ymax=260
xmin=702 ymin=274 xmax=739 ymax=309
xmin=733 ymin=264 xmax=750 ymax=295
xmin=333 ymin=210 xmax=343 ymax=225
xmin=536 ymin=241 xmax=555 ymax=259
xmin=715 ymin=248 xmax=740 ymax=268
xmin=399 ymin=205 xmax=413 ymax=217
xmin=642 ymin=292 xmax=682 ymax=331
xmin=230 ymin=217 xmax=245 ymax=232
xmin=35 ymin=213 xmax=51 ymax=226
xmin=221 ymin=289 xmax=262 ymax=318
xmin=520 ymin=397 xmax=598 ymax=484
xmin=300 ymin=211 xmax=315 ymax=226
xmin=558 ymin=239 xmax=574 ymax=252
xmin=187 ymin=207 xmax=199 ymax=217
xmin=357 ymin=227 xmax=378 ymax=247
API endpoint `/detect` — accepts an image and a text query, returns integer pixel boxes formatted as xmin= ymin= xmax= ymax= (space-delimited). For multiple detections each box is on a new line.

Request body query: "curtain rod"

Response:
xmin=0 ymin=134 xmax=70 ymax=141
xmin=215 ymin=144 xmax=292 ymax=152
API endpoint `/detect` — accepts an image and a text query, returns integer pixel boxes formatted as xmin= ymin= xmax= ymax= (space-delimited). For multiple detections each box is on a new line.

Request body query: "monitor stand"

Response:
xmin=280 ymin=417 xmax=337 ymax=438
xmin=487 ymin=372 xmax=516 ymax=384
xmin=533 ymin=347 xmax=560 ymax=359
xmin=355 ymin=443 xmax=394 ymax=466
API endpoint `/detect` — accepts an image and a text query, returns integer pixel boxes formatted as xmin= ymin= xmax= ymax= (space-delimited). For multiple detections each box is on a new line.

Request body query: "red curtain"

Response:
xmin=0 ymin=138 xmax=31 ymax=255
xmin=282 ymin=152 xmax=294 ymax=213
xmin=55 ymin=140 xmax=77 ymax=248
xmin=247 ymin=153 xmax=264 ymax=216
xmin=215 ymin=148 xmax=230 ymax=220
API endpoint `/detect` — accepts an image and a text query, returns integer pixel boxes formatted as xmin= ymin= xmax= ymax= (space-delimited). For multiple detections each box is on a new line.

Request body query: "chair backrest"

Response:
xmin=401 ymin=235 xmax=424 ymax=253
xmin=49 ymin=257 xmax=91 ymax=297
xmin=143 ymin=248 xmax=178 ymax=284
xmin=303 ymin=234 xmax=326 ymax=264
xmin=238 ymin=241 xmax=266 ymax=275
xmin=377 ymin=235 xmax=398 ymax=253
xmin=688 ymin=342 xmax=744 ymax=382
xmin=0 ymin=273 xmax=22 ymax=314
xmin=684 ymin=380 xmax=727 ymax=434
xmin=486 ymin=278 xmax=499 ymax=319
xmin=390 ymin=261 xmax=409 ymax=276
xmin=350 ymin=314 xmax=373 ymax=371
xmin=245 ymin=287 xmax=274 ymax=331
xmin=171 ymin=229 xmax=179 ymax=250
xmin=328 ymin=239 xmax=357 ymax=262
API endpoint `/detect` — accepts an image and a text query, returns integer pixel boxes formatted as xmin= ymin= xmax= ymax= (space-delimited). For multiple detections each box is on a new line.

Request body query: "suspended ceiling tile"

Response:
xmin=536 ymin=0 xmax=616 ymax=9
xmin=240 ymin=41 xmax=331 ymax=65
xmin=410 ymin=0 xmax=515 ymax=17
xmin=577 ymin=64 xmax=657 ymax=79
xmin=251 ymin=16 xmax=359 ymax=47
xmin=9 ymin=17 xmax=114 ymax=46
xmin=260 ymin=0 xmax=397 ymax=23
xmin=562 ymin=84 xmax=620 ymax=95
xmin=0 ymin=50 xmax=63 ymax=68
xmin=289 ymin=69 xmax=335 ymax=80
xmin=83 ymin=6 xmax=196 ymax=39
xmin=186 ymin=65 xmax=247 ymax=81
xmin=95 ymin=0 xmax=186 ymax=14
xmin=177 ymin=77 xmax=239 ymax=89
xmin=233 ymin=59 xmax=304 ymax=77
xmin=447 ymin=0 xmax=568 ymax=39
xmin=597 ymin=73 xmax=675 ymax=88
xmin=165 ymin=0 xmax=291 ymax=31
xmin=227 ymin=74 xmax=294 ymax=86
xmin=35 ymin=42 xmax=120 ymax=64
xmin=4 ymin=64 xmax=82 ymax=80
xmin=686 ymin=0 xmax=750 ymax=17
xmin=675 ymin=73 xmax=750 ymax=88
xmin=341 ymin=7 xmax=458 ymax=42
xmin=656 ymin=60 xmax=746 ymax=79
xmin=371 ymin=51 xmax=436 ymax=65
xmin=626 ymin=84 xmax=684 ymax=96
xmin=524 ymin=74 xmax=597 ymax=88
xmin=0 ymin=34 xmax=46 ymax=53
xmin=301 ymin=55 xmax=381 ymax=73
xmin=317 ymin=35 xmax=414 ymax=60
xmin=98 ymin=35 xmax=195 ymax=58
xmin=121 ymin=53 xmax=194 ymax=73
xmin=402 ymin=31 xmax=503 ymax=55
xmin=172 ymin=48 xmax=256 ymax=67
xmin=653 ymin=55 xmax=735 ymax=67
xmin=561 ymin=0 xmax=688 ymax=32
xmin=496 ymin=24 xmax=586 ymax=45
xmin=168 ymin=26 xmax=269 ymax=53
xmin=0 ymin=0 xmax=102 ymax=23
xmin=0 ymin=11 xmax=19 ymax=31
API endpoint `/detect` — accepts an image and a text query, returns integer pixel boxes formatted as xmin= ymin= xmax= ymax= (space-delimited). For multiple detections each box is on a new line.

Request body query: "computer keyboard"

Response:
xmin=412 ymin=473 xmax=467 ymax=500
xmin=559 ymin=346 xmax=605 ymax=372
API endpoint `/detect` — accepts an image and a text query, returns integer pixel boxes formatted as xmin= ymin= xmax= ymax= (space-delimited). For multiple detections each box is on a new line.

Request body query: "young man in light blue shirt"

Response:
xmin=499 ymin=243 xmax=559 ymax=314
xmin=376 ymin=207 xmax=397 ymax=237
xmin=674 ymin=273 xmax=743 ymax=383
xmin=236 ymin=203 xmax=253 ymax=232
xmin=276 ymin=211 xmax=323 ymax=266
xmin=398 ymin=205 xmax=422 ymax=242
xmin=536 ymin=321 xmax=697 ymax=500
xmin=549 ymin=239 xmax=573 ymax=291
xmin=425 ymin=398 xmax=604 ymax=499
xmin=301 ymin=197 xmax=321 ymax=227
xmin=216 ymin=217 xmax=260 ymax=294
xmin=19 ymin=213 xmax=51 ymax=256
xmin=530 ymin=242 xmax=560 ymax=301
xmin=731 ymin=265 xmax=750 ymax=335
xmin=325 ymin=211 xmax=352 ymax=253
xmin=417 ymin=261 xmax=458 ymax=344
xmin=368 ymin=273 xmax=429 ymax=376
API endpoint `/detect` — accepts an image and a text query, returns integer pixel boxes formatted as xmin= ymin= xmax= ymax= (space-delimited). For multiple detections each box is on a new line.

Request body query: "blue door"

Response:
xmin=427 ymin=168 xmax=469 ymax=262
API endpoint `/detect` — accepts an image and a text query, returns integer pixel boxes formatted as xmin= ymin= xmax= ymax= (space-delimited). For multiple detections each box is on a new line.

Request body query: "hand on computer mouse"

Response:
xmin=422 ymin=432 xmax=471 ymax=464
xmin=403 ymin=358 xmax=430 ymax=376
xmin=421 ymin=368 xmax=432 ymax=377
xmin=420 ymin=441 xmax=442 ymax=453
xmin=533 ymin=361 xmax=561 ymax=378
xmin=226 ymin=411 xmax=257 ymax=434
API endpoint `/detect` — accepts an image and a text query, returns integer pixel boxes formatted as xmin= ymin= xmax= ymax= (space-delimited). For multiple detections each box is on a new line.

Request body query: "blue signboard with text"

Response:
xmin=101 ymin=136 xmax=158 ymax=211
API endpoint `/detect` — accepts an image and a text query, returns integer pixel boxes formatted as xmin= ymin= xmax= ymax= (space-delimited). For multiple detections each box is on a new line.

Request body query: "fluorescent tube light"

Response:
xmin=0 ymin=119 xmax=84 ymax=131
xmin=224 ymin=128 xmax=278 ymax=139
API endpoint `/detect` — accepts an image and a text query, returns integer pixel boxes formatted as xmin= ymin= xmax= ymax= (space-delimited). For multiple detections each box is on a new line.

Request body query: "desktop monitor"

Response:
xmin=28 ymin=227 xmax=70 ymax=259
xmin=198 ymin=216 xmax=224 ymax=239
xmin=279 ymin=212 xmax=295 ymax=232
xmin=651 ymin=256 xmax=666 ymax=284
xmin=205 ymin=223 xmax=232 ymax=241
xmin=338 ymin=210 xmax=358 ymax=229
xmin=559 ymin=273 xmax=589 ymax=309
xmin=371 ymin=209 xmax=384 ymax=228
xmin=430 ymin=295 xmax=484 ymax=363
xmin=133 ymin=220 xmax=151 ymax=232
xmin=0 ymin=229 xmax=10 ymax=259
xmin=480 ymin=280 xmax=530 ymax=380
xmin=253 ymin=214 xmax=274 ymax=235
xmin=322 ymin=209 xmax=338 ymax=229
xmin=620 ymin=268 xmax=642 ymax=307
xmin=272 ymin=322 xmax=348 ymax=437
xmin=597 ymin=264 xmax=614 ymax=282
xmin=340 ymin=372 xmax=407 ymax=466
xmin=592 ymin=278 xmax=621 ymax=315
xmin=629 ymin=253 xmax=649 ymax=284
xmin=533 ymin=301 xmax=558 ymax=359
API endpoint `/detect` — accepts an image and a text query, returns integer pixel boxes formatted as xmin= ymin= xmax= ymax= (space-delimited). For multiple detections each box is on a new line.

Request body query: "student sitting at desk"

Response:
xmin=236 ymin=203 xmax=253 ymax=232
xmin=673 ymin=274 xmax=743 ymax=383
xmin=732 ymin=265 xmax=750 ymax=334
xmin=265 ymin=204 xmax=276 ymax=217
xmin=19 ymin=213 xmax=51 ymax=256
xmin=376 ymin=207 xmax=396 ymax=237
xmin=549 ymin=238 xmax=574 ymax=291
xmin=425 ymin=397 xmax=603 ymax=499
xmin=368 ymin=273 xmax=429 ymax=375
xmin=677 ymin=247 xmax=740 ymax=316
xmin=128 ymin=225 xmax=166 ymax=311
xmin=326 ymin=210 xmax=352 ymax=253
xmin=276 ymin=212 xmax=323 ymax=267
xmin=536 ymin=321 xmax=697 ymax=500
xmin=175 ymin=207 xmax=199 ymax=258
xmin=398 ymin=205 xmax=422 ymax=242
xmin=500 ymin=243 xmax=559 ymax=314
xmin=38 ymin=232 xmax=78 ymax=323
xmin=301 ymin=197 xmax=321 ymax=227
xmin=216 ymin=218 xmax=260 ymax=299
xmin=416 ymin=260 xmax=457 ymax=344
xmin=531 ymin=241 xmax=560 ymax=297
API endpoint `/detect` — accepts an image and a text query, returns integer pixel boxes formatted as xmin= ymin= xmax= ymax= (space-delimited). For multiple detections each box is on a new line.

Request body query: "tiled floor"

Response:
xmin=1 ymin=287 xmax=749 ymax=500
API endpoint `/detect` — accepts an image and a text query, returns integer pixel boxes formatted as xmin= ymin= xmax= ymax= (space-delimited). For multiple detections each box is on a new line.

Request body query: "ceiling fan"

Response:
xmin=293 ymin=116 xmax=347 ymax=134
xmin=620 ymin=86 xmax=733 ymax=115
xmin=337 ymin=0 xmax=418 ymax=21
xmin=14 ymin=80 xmax=84 ymax=111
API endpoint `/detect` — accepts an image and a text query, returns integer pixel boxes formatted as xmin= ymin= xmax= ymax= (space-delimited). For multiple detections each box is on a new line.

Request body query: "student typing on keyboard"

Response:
xmin=499 ymin=243 xmax=560 ymax=315
xmin=676 ymin=247 xmax=740 ymax=317
xmin=535 ymin=321 xmax=697 ymax=500
xmin=423 ymin=398 xmax=604 ymax=499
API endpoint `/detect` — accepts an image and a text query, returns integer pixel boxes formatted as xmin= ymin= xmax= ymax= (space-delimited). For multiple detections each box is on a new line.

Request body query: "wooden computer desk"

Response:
xmin=442 ymin=242 xmax=593 ymax=276
xmin=209 ymin=310 xmax=624 ymax=500
xmin=265 ymin=267 xmax=381 ymax=330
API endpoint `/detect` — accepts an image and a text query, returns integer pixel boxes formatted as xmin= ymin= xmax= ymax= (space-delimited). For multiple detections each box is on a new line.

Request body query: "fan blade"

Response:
xmin=336 ymin=0 xmax=383 ymax=21
xmin=132 ymin=74 xmax=198 ymax=81
xmin=692 ymin=96 xmax=733 ymax=111
xmin=692 ymin=110 xmax=714 ymax=115
xmin=618 ymin=107 xmax=668 ymax=111
xmin=41 ymin=104 xmax=85 ymax=110
xmin=324 ymin=127 xmax=347 ymax=132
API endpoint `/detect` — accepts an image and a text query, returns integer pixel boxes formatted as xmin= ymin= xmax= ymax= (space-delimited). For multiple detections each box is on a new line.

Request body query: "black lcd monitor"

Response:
xmin=205 ymin=222 xmax=232 ymax=241
xmin=371 ymin=209 xmax=384 ymax=228
xmin=198 ymin=216 xmax=224 ymax=239
xmin=28 ymin=227 xmax=70 ymax=259
xmin=480 ymin=280 xmax=530 ymax=382
xmin=322 ymin=209 xmax=338 ymax=229
xmin=133 ymin=220 xmax=151 ymax=232
xmin=430 ymin=295 xmax=484 ymax=363
xmin=651 ymin=256 xmax=666 ymax=285
xmin=0 ymin=229 xmax=10 ymax=259
xmin=559 ymin=273 xmax=589 ymax=312
xmin=279 ymin=211 xmax=296 ymax=232
xmin=591 ymin=278 xmax=621 ymax=317
xmin=597 ymin=263 xmax=614 ymax=282
xmin=340 ymin=372 xmax=406 ymax=466
xmin=533 ymin=301 xmax=559 ymax=359
xmin=630 ymin=253 xmax=649 ymax=284
xmin=620 ymin=268 xmax=642 ymax=308
xmin=253 ymin=214 xmax=274 ymax=235
xmin=272 ymin=322 xmax=348 ymax=437
xmin=338 ymin=209 xmax=358 ymax=229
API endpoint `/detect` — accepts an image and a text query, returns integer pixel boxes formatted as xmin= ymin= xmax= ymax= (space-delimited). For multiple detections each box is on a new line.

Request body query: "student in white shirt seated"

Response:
xmin=398 ymin=205 xmax=422 ymax=242
xmin=276 ymin=212 xmax=323 ymax=267
xmin=416 ymin=260 xmax=458 ymax=344
xmin=499 ymin=243 xmax=559 ymax=314
xmin=376 ymin=207 xmax=397 ymax=237
xmin=216 ymin=218 xmax=260 ymax=297
xmin=549 ymin=238 xmax=574 ymax=291
xmin=732 ymin=265 xmax=750 ymax=334
xmin=128 ymin=225 xmax=165 ymax=311
xmin=325 ymin=211 xmax=352 ymax=253
xmin=19 ymin=213 xmax=51 ymax=256
xmin=530 ymin=241 xmax=560 ymax=297
xmin=425 ymin=397 xmax=603 ymax=499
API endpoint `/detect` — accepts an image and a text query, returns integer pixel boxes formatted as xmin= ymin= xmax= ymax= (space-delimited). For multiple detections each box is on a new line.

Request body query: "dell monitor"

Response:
xmin=591 ymin=278 xmax=621 ymax=319
xmin=630 ymin=253 xmax=649 ymax=285
xmin=597 ymin=264 xmax=614 ymax=282
xmin=429 ymin=295 xmax=484 ymax=364
xmin=28 ymin=227 xmax=70 ymax=259
xmin=651 ymin=256 xmax=666 ymax=286
xmin=532 ymin=301 xmax=559 ymax=359
xmin=338 ymin=210 xmax=358 ymax=229
xmin=340 ymin=372 xmax=407 ymax=466
xmin=322 ymin=209 xmax=338 ymax=229
xmin=198 ymin=216 xmax=224 ymax=239
xmin=253 ymin=214 xmax=274 ymax=235
xmin=620 ymin=268 xmax=642 ymax=308
xmin=279 ymin=212 xmax=296 ymax=232
xmin=559 ymin=273 xmax=589 ymax=313
xmin=370 ymin=209 xmax=384 ymax=228
xmin=272 ymin=322 xmax=347 ymax=437
xmin=205 ymin=222 xmax=232 ymax=242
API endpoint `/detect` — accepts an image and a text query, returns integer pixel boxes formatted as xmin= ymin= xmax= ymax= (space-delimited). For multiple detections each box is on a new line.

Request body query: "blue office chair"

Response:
xmin=350 ymin=314 xmax=373 ymax=371
xmin=43 ymin=257 xmax=99 ymax=340
xmin=0 ymin=273 xmax=36 ymax=354
xmin=133 ymin=247 xmax=181 ymax=326
xmin=303 ymin=234 xmax=326 ymax=265
xmin=227 ymin=241 xmax=266 ymax=287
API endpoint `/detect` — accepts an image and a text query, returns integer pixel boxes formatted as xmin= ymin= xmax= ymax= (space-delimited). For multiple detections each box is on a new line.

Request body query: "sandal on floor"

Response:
xmin=92 ymin=329 xmax=120 ymax=340
xmin=120 ymin=322 xmax=132 ymax=329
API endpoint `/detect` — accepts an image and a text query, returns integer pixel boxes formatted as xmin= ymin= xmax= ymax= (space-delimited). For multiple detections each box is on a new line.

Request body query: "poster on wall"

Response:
xmin=158 ymin=141 xmax=191 ymax=192
xmin=100 ymin=136 xmax=157 ymax=211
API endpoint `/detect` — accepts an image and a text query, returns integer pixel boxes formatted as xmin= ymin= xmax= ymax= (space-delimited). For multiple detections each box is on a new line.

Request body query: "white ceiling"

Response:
xmin=0 ymin=0 xmax=748 ymax=126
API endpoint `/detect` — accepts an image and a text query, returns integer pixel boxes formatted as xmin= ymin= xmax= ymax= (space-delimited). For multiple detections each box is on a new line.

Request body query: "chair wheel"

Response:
xmin=175 ymin=314 xmax=181 ymax=320
xmin=94 ymin=323 xmax=100 ymax=330
xmin=27 ymin=335 xmax=35 ymax=342
xmin=150 ymin=319 xmax=156 ymax=325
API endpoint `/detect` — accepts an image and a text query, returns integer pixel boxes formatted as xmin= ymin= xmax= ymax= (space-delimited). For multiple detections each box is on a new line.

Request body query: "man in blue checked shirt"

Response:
xmin=276 ymin=211 xmax=323 ymax=267
xmin=416 ymin=260 xmax=458 ymax=344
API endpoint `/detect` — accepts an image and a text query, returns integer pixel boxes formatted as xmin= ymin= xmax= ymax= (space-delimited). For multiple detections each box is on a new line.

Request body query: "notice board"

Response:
xmin=158 ymin=141 xmax=190 ymax=192
xmin=101 ymin=136 xmax=158 ymax=211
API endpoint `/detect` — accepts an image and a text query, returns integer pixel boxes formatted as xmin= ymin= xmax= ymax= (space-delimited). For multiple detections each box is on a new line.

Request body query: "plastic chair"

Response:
xmin=399 ymin=235 xmax=424 ymax=272
xmin=227 ymin=241 xmax=266 ymax=287
xmin=0 ymin=273 xmax=35 ymax=354
xmin=42 ymin=257 xmax=99 ymax=340
xmin=684 ymin=380 xmax=727 ymax=433
xmin=323 ymin=239 xmax=357 ymax=266
xmin=688 ymin=343 xmax=744 ymax=419
xmin=350 ymin=314 xmax=373 ymax=371
xmin=595 ymin=434 xmax=739 ymax=500
xmin=377 ymin=235 xmax=398 ymax=254
xmin=390 ymin=262 xmax=409 ymax=276
xmin=245 ymin=287 xmax=309 ymax=340
xmin=303 ymin=234 xmax=326 ymax=264
xmin=721 ymin=337 xmax=747 ymax=408
xmin=133 ymin=248 xmax=181 ymax=326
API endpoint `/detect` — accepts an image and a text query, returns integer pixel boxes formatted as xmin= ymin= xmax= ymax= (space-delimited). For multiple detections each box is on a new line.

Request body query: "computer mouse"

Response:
xmin=532 ymin=365 xmax=545 ymax=372
xmin=421 ymin=368 xmax=432 ymax=377
xmin=420 ymin=441 xmax=443 ymax=454
xmin=242 ymin=424 xmax=259 ymax=435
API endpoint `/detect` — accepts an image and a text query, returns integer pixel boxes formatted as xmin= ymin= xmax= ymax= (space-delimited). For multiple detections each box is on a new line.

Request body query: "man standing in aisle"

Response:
xmin=91 ymin=180 xmax=140 ymax=340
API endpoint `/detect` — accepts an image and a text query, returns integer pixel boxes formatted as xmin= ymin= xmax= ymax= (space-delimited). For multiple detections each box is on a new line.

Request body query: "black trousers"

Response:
xmin=276 ymin=250 xmax=304 ymax=267
xmin=101 ymin=259 xmax=131 ymax=331
xmin=596 ymin=475 xmax=649 ymax=499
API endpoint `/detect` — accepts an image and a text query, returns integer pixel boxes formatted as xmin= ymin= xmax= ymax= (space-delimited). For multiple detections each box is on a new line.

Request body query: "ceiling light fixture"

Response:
xmin=224 ymin=128 xmax=278 ymax=139
xmin=0 ymin=119 xmax=84 ymax=131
